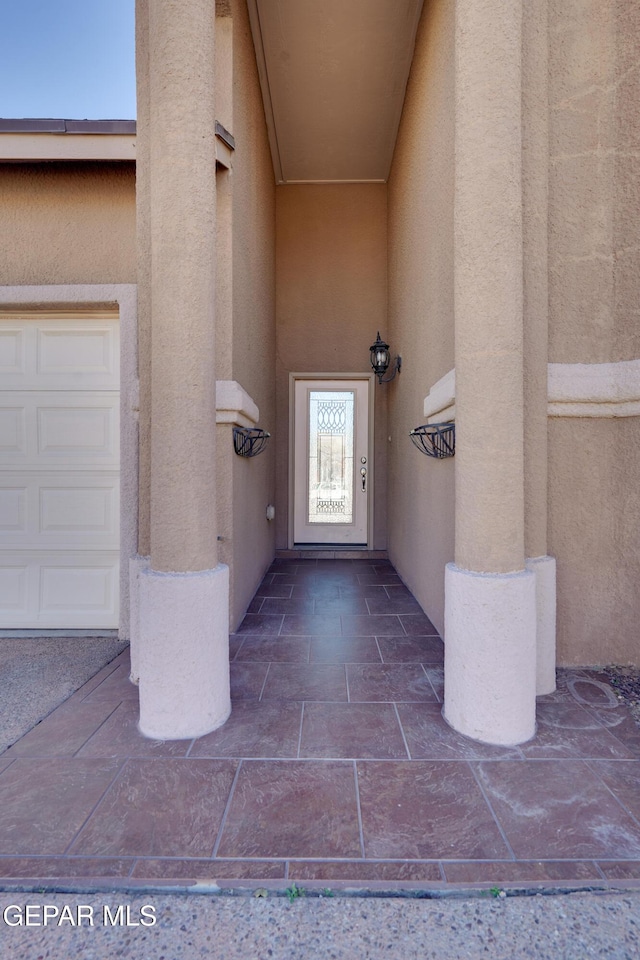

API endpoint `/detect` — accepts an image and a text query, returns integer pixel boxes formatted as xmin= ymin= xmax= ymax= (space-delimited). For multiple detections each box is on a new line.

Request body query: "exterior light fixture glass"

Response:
xmin=370 ymin=332 xmax=401 ymax=384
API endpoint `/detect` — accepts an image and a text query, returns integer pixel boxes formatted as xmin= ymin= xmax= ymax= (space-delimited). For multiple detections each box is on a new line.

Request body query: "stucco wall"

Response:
xmin=386 ymin=0 xmax=455 ymax=635
xmin=275 ymin=184 xmax=388 ymax=549
xmin=548 ymin=0 xmax=640 ymax=663
xmin=549 ymin=418 xmax=640 ymax=666
xmin=215 ymin=0 xmax=276 ymax=629
xmin=0 ymin=161 xmax=136 ymax=284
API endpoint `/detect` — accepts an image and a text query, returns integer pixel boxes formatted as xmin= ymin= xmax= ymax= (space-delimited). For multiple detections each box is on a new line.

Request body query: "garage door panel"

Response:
xmin=0 ymin=329 xmax=25 ymax=375
xmin=0 ymin=393 xmax=119 ymax=466
xmin=37 ymin=325 xmax=117 ymax=380
xmin=40 ymin=485 xmax=116 ymax=535
xmin=1 ymin=318 xmax=119 ymax=390
xmin=0 ymin=563 xmax=29 ymax=612
xmin=0 ymin=486 xmax=27 ymax=532
xmin=37 ymin=403 xmax=117 ymax=460
xmin=40 ymin=561 xmax=118 ymax=615
xmin=0 ymin=406 xmax=27 ymax=456
xmin=0 ymin=474 xmax=119 ymax=548
xmin=0 ymin=553 xmax=119 ymax=627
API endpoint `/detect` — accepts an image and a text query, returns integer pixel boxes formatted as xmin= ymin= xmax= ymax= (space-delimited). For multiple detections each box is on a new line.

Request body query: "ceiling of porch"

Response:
xmin=247 ymin=0 xmax=424 ymax=184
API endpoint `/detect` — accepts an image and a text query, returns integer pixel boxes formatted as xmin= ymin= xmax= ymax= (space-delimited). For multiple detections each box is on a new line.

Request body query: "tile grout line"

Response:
xmin=374 ymin=636 xmax=384 ymax=663
xmin=71 ymin=700 xmax=126 ymax=758
xmin=61 ymin=758 xmax=130 ymax=857
xmin=76 ymin=659 xmax=125 ymax=702
xmin=582 ymin=758 xmax=640 ymax=833
xmin=352 ymin=760 xmax=367 ymax=860
xmin=592 ymin=859 xmax=609 ymax=881
xmin=467 ymin=761 xmax=518 ymax=862
xmin=345 ymin=664 xmax=351 ymax=703
xmin=211 ymin=760 xmax=243 ymax=859
xmin=296 ymin=702 xmax=305 ymax=759
xmin=420 ymin=662 xmax=441 ymax=702
xmin=0 ymin=852 xmax=583 ymax=865
xmin=258 ymin=663 xmax=271 ymax=701
xmin=123 ymin=852 xmax=284 ymax=862
xmin=184 ymin=735 xmax=198 ymax=759
xmin=577 ymin=702 xmax=640 ymax=758
xmin=577 ymin=699 xmax=635 ymax=747
xmin=231 ymin=637 xmax=245 ymax=662
xmin=392 ymin=702 xmax=412 ymax=760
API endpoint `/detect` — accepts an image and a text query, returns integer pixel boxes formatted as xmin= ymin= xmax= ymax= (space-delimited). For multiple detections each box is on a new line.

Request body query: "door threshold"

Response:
xmin=280 ymin=547 xmax=388 ymax=560
xmin=295 ymin=544 xmax=367 ymax=550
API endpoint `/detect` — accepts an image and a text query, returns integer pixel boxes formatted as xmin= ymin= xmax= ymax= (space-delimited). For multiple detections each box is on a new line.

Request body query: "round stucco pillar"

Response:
xmin=444 ymin=0 xmax=536 ymax=745
xmin=136 ymin=0 xmax=230 ymax=739
xmin=523 ymin=0 xmax=556 ymax=696
xmin=129 ymin=0 xmax=151 ymax=687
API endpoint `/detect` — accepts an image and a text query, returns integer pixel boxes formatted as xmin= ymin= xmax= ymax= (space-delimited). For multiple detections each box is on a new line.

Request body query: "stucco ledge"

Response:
xmin=216 ymin=380 xmax=260 ymax=428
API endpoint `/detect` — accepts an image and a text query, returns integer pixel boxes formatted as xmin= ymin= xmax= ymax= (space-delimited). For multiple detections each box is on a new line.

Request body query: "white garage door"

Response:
xmin=0 ymin=314 xmax=120 ymax=628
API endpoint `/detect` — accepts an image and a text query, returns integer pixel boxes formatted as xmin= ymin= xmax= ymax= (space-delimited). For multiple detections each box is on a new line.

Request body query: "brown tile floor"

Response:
xmin=2 ymin=557 xmax=640 ymax=889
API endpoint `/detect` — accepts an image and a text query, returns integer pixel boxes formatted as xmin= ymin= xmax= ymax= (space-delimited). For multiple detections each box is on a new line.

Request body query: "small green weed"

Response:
xmin=285 ymin=882 xmax=305 ymax=903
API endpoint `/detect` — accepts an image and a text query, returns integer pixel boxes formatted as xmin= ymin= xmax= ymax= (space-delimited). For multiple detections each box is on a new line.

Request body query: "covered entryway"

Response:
xmin=129 ymin=0 xmax=556 ymax=746
xmin=0 ymin=312 xmax=120 ymax=628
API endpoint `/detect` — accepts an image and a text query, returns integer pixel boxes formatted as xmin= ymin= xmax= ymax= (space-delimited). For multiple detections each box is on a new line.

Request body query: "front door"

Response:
xmin=292 ymin=377 xmax=370 ymax=545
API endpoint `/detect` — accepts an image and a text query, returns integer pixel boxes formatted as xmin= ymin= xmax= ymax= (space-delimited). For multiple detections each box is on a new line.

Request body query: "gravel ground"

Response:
xmin=602 ymin=667 xmax=640 ymax=724
xmin=0 ymin=637 xmax=127 ymax=753
xmin=0 ymin=890 xmax=639 ymax=959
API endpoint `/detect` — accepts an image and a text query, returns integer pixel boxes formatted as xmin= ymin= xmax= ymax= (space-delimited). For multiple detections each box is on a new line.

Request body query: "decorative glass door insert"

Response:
xmin=293 ymin=379 xmax=370 ymax=545
xmin=308 ymin=390 xmax=354 ymax=524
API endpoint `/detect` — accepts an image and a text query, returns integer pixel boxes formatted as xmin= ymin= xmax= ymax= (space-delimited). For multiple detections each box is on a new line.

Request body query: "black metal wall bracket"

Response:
xmin=233 ymin=426 xmax=271 ymax=458
xmin=409 ymin=422 xmax=455 ymax=459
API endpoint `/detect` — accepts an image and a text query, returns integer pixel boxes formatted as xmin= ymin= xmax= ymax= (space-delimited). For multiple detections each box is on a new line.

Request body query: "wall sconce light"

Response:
xmin=370 ymin=332 xmax=401 ymax=384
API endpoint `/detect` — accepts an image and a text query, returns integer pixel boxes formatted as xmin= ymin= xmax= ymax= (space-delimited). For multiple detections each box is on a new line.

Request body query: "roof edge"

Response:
xmin=0 ymin=119 xmax=136 ymax=134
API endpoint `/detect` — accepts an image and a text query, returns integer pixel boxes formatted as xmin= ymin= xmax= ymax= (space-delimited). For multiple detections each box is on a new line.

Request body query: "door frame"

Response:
xmin=288 ymin=372 xmax=375 ymax=549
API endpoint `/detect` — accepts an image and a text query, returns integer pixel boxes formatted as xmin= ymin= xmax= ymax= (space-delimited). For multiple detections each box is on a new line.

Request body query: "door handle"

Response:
xmin=360 ymin=466 xmax=367 ymax=492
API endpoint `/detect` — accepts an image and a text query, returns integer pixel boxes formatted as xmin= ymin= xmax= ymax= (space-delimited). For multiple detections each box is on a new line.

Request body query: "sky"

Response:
xmin=0 ymin=0 xmax=136 ymax=120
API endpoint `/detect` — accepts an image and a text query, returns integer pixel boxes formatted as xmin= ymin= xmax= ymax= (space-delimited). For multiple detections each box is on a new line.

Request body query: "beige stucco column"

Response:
xmin=135 ymin=0 xmax=230 ymax=739
xmin=444 ymin=0 xmax=536 ymax=745
xmin=129 ymin=0 xmax=151 ymax=687
xmin=523 ymin=0 xmax=556 ymax=696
